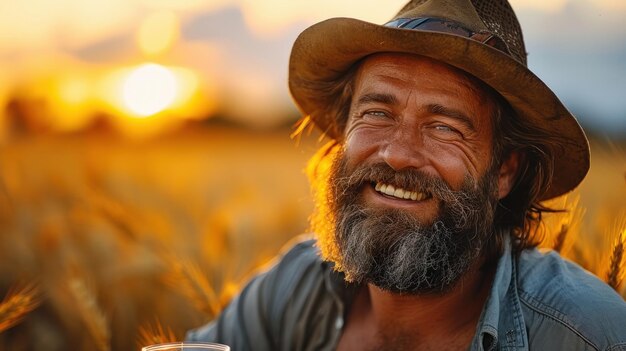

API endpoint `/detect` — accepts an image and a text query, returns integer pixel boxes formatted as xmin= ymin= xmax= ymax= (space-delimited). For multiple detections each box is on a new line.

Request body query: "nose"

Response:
xmin=379 ymin=128 xmax=426 ymax=171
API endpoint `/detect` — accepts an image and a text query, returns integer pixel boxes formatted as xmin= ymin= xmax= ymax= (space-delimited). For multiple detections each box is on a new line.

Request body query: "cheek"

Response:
xmin=343 ymin=127 xmax=383 ymax=165
xmin=422 ymin=140 xmax=485 ymax=187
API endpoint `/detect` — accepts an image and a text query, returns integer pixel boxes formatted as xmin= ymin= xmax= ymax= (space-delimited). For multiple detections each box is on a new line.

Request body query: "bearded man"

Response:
xmin=187 ymin=0 xmax=626 ymax=349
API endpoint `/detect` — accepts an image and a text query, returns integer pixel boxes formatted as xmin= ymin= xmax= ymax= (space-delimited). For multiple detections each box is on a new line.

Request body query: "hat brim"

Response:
xmin=288 ymin=17 xmax=589 ymax=201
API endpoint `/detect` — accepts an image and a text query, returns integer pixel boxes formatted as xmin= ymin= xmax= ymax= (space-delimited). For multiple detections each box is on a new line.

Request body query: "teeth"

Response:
xmin=384 ymin=185 xmax=395 ymax=196
xmin=393 ymin=188 xmax=403 ymax=198
xmin=374 ymin=182 xmax=429 ymax=201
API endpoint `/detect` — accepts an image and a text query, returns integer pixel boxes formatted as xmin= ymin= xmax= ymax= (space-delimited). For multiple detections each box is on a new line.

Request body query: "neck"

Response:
xmin=356 ymin=258 xmax=496 ymax=347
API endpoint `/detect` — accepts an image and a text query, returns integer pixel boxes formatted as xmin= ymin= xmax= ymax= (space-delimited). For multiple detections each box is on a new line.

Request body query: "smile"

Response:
xmin=373 ymin=182 xmax=431 ymax=201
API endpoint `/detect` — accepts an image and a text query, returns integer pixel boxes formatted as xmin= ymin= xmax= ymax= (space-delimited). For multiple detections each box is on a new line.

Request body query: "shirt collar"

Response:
xmin=323 ymin=260 xmax=359 ymax=303
xmin=472 ymin=234 xmax=529 ymax=351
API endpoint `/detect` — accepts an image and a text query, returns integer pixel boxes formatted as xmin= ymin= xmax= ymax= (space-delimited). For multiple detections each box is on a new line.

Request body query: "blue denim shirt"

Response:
xmin=473 ymin=238 xmax=626 ymax=350
xmin=187 ymin=236 xmax=626 ymax=350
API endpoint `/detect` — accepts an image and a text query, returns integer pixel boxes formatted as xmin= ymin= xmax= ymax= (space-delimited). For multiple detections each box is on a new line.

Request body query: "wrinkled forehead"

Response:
xmin=354 ymin=52 xmax=497 ymax=104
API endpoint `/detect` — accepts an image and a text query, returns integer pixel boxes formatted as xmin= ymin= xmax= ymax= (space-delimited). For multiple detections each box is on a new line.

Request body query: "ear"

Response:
xmin=497 ymin=151 xmax=521 ymax=200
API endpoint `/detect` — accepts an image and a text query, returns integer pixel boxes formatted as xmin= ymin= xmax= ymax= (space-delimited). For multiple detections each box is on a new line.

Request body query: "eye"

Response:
xmin=434 ymin=124 xmax=454 ymax=132
xmin=357 ymin=110 xmax=395 ymax=125
xmin=363 ymin=110 xmax=390 ymax=119
xmin=430 ymin=123 xmax=463 ymax=140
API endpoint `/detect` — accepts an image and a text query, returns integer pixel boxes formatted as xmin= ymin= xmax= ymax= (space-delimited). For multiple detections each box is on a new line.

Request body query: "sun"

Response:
xmin=122 ymin=63 xmax=178 ymax=117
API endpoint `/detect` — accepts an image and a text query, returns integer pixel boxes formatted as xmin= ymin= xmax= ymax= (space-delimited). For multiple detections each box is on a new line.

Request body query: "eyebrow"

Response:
xmin=428 ymin=104 xmax=476 ymax=132
xmin=356 ymin=92 xmax=399 ymax=106
xmin=354 ymin=94 xmax=478 ymax=131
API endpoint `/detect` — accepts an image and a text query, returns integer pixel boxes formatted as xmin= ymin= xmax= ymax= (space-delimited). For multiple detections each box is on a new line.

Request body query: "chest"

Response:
xmin=336 ymin=323 xmax=475 ymax=351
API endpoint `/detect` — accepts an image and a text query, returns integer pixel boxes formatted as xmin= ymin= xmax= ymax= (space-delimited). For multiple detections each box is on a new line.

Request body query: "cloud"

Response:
xmin=180 ymin=6 xmax=305 ymax=126
xmin=515 ymin=0 xmax=626 ymax=135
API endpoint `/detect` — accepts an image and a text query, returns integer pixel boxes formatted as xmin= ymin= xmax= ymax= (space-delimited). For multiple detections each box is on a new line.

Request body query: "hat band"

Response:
xmin=384 ymin=17 xmax=510 ymax=56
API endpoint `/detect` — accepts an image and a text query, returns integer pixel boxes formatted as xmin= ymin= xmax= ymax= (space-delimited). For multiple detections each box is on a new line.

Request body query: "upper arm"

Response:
xmin=185 ymin=239 xmax=321 ymax=350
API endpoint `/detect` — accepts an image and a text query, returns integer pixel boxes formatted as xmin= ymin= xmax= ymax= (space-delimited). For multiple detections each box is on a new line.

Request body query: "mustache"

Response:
xmin=332 ymin=161 xmax=473 ymax=204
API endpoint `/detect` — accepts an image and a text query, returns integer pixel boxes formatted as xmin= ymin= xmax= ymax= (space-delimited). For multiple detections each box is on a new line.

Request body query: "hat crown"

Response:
xmin=395 ymin=0 xmax=527 ymax=65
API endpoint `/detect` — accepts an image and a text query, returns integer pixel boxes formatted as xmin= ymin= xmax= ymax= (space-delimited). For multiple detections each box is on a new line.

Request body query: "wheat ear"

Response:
xmin=606 ymin=230 xmax=625 ymax=291
xmin=0 ymin=283 xmax=42 ymax=333
xmin=67 ymin=278 xmax=110 ymax=351
xmin=137 ymin=320 xmax=178 ymax=347
xmin=163 ymin=254 xmax=221 ymax=318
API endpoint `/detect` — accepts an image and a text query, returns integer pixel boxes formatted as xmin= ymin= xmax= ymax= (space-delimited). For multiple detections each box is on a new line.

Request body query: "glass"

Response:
xmin=141 ymin=342 xmax=230 ymax=351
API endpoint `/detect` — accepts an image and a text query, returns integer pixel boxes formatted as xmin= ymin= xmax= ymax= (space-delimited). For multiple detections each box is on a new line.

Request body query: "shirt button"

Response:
xmin=335 ymin=317 xmax=344 ymax=330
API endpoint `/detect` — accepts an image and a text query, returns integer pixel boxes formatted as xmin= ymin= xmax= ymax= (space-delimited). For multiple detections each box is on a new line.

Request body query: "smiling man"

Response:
xmin=187 ymin=0 xmax=626 ymax=350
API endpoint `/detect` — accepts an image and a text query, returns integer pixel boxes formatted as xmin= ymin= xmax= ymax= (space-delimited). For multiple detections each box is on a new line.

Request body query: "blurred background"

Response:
xmin=0 ymin=0 xmax=624 ymax=350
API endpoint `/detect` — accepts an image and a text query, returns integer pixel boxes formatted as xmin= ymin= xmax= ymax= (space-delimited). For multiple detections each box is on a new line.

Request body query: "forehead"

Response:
xmin=354 ymin=53 xmax=492 ymax=101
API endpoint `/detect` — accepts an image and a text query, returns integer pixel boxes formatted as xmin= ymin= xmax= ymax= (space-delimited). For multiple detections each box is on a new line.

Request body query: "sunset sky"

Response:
xmin=0 ymin=0 xmax=624 ymax=136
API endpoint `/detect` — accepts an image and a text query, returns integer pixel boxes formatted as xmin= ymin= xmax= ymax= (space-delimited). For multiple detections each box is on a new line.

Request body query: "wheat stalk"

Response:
xmin=541 ymin=195 xmax=585 ymax=260
xmin=0 ymin=283 xmax=41 ymax=333
xmin=67 ymin=278 xmax=111 ymax=351
xmin=137 ymin=320 xmax=179 ymax=347
xmin=606 ymin=229 xmax=625 ymax=291
xmin=552 ymin=223 xmax=569 ymax=253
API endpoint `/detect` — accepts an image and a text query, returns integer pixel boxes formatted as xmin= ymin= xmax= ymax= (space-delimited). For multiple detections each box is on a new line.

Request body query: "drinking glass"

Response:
xmin=141 ymin=342 xmax=230 ymax=351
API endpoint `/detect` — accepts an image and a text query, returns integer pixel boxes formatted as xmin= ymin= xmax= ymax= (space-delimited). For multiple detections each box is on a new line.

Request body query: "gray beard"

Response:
xmin=330 ymin=155 xmax=499 ymax=295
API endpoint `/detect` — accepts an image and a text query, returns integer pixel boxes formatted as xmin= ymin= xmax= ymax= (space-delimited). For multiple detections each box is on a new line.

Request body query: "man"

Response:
xmin=188 ymin=0 xmax=626 ymax=349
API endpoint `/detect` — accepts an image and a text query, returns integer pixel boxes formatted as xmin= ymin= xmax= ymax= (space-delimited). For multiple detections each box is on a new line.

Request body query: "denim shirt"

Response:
xmin=187 ymin=236 xmax=626 ymax=350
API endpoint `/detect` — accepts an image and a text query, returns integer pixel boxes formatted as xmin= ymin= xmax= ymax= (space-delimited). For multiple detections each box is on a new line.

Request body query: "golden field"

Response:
xmin=0 ymin=125 xmax=624 ymax=350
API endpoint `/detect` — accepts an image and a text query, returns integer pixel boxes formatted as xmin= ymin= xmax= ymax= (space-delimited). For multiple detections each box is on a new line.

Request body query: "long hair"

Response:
xmin=488 ymin=90 xmax=562 ymax=255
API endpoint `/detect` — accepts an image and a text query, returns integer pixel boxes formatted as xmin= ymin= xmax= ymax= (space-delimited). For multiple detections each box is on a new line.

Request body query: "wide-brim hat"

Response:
xmin=288 ymin=0 xmax=589 ymax=201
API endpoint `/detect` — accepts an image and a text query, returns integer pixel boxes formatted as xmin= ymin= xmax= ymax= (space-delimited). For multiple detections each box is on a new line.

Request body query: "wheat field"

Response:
xmin=0 ymin=125 xmax=624 ymax=350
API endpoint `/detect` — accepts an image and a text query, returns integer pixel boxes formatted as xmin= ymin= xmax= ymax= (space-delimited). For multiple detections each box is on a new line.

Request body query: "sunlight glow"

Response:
xmin=52 ymin=75 xmax=95 ymax=131
xmin=137 ymin=11 xmax=180 ymax=56
xmin=58 ymin=77 xmax=90 ymax=105
xmin=122 ymin=63 xmax=178 ymax=117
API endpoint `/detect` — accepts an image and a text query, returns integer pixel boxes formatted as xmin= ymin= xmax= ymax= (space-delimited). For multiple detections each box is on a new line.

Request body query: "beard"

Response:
xmin=312 ymin=146 xmax=500 ymax=295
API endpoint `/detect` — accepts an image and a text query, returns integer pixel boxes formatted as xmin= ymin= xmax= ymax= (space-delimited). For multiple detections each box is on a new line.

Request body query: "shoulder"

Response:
xmin=265 ymin=236 xmax=328 ymax=298
xmin=516 ymin=248 xmax=626 ymax=350
xmin=241 ymin=235 xmax=328 ymax=323
xmin=273 ymin=236 xmax=325 ymax=279
xmin=267 ymin=235 xmax=336 ymax=309
xmin=186 ymin=236 xmax=329 ymax=349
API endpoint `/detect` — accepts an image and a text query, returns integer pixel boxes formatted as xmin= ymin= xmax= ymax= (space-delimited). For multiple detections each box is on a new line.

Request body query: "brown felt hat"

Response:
xmin=288 ymin=0 xmax=590 ymax=201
